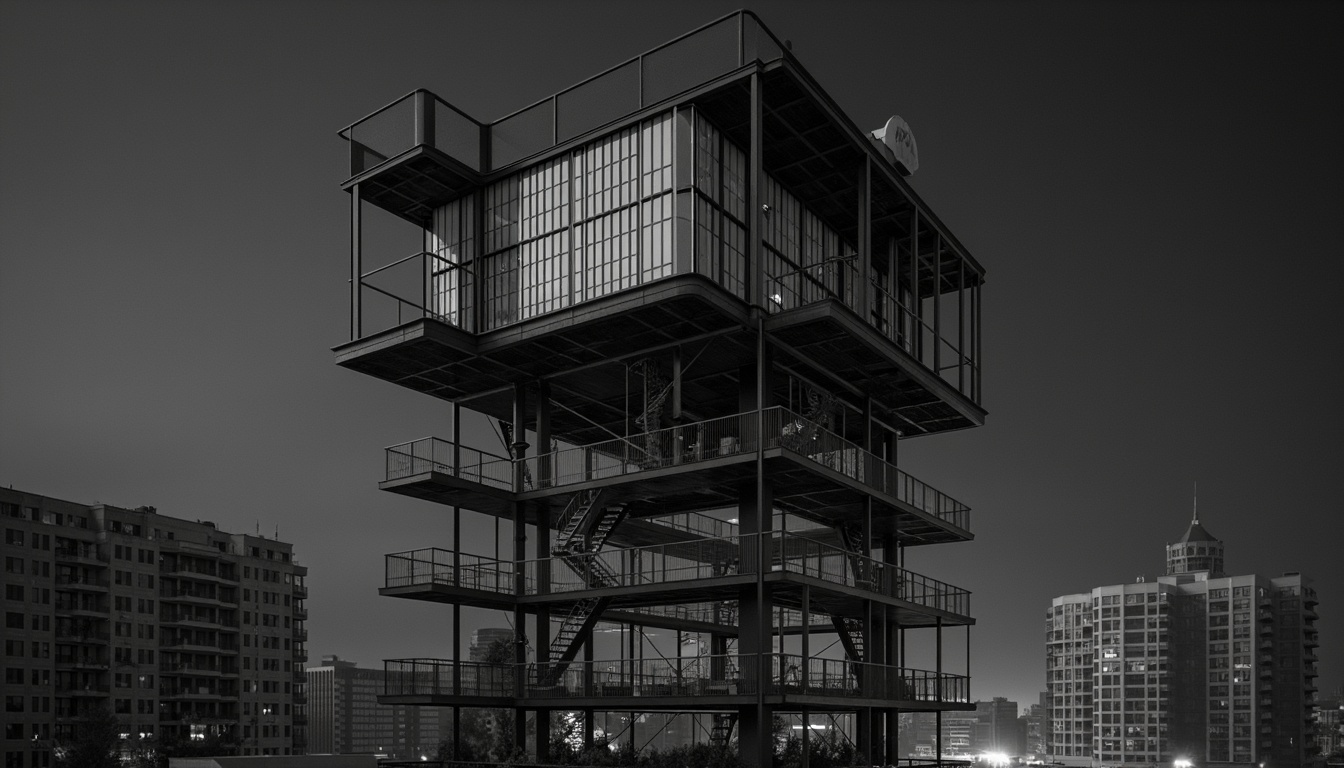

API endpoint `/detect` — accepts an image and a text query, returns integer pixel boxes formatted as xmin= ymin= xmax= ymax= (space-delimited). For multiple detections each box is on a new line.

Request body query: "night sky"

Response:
xmin=2 ymin=0 xmax=1340 ymax=712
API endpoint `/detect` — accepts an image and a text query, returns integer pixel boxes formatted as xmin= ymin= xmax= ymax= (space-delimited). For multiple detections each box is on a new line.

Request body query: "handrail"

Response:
xmin=388 ymin=405 xmax=971 ymax=532
xmin=382 ymin=654 xmax=964 ymax=703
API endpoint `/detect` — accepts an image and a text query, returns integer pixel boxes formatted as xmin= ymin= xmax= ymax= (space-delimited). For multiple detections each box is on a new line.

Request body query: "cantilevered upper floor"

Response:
xmin=335 ymin=11 xmax=985 ymax=441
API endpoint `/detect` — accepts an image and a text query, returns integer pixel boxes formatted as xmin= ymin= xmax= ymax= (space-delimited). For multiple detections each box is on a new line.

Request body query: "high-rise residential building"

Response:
xmin=335 ymin=10 xmax=987 ymax=765
xmin=1046 ymin=510 xmax=1320 ymax=767
xmin=306 ymin=655 xmax=445 ymax=758
xmin=1 ymin=487 xmax=308 ymax=767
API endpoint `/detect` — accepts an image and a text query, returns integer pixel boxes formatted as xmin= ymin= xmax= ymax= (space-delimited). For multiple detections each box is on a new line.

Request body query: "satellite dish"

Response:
xmin=871 ymin=115 xmax=918 ymax=176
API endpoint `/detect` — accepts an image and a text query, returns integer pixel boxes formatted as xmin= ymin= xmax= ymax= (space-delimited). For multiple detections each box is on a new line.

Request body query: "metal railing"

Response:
xmin=528 ymin=653 xmax=753 ymax=698
xmin=765 ymin=654 xmax=969 ymax=703
xmin=384 ymin=658 xmax=514 ymax=698
xmin=870 ymin=280 xmax=979 ymax=403
xmin=384 ymin=438 xmax=513 ymax=489
xmin=524 ymin=410 xmax=756 ymax=489
xmin=772 ymin=531 xmax=969 ymax=615
xmin=384 ymin=548 xmax=518 ymax=595
xmin=381 ymin=654 xmax=966 ymax=704
xmin=391 ymin=406 xmax=970 ymax=532
xmin=765 ymin=407 xmax=971 ymax=531
xmin=647 ymin=511 xmax=738 ymax=539
xmin=517 ymin=530 xmax=968 ymax=615
xmin=340 ymin=12 xmax=783 ymax=177
xmin=526 ymin=534 xmax=754 ymax=595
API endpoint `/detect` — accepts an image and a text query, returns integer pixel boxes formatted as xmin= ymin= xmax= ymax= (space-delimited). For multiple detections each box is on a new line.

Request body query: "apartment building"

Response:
xmin=1046 ymin=513 xmax=1319 ymax=766
xmin=1 ymin=487 xmax=308 ymax=767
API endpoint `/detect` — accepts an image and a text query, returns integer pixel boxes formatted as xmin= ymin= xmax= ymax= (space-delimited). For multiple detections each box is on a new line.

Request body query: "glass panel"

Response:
xmin=348 ymin=95 xmax=415 ymax=173
xmin=432 ymin=98 xmax=481 ymax=172
xmin=428 ymin=197 xmax=475 ymax=330
xmin=642 ymin=17 xmax=739 ymax=106
xmin=492 ymin=100 xmax=554 ymax=169
xmin=742 ymin=14 xmax=784 ymax=65
xmin=556 ymin=60 xmax=640 ymax=144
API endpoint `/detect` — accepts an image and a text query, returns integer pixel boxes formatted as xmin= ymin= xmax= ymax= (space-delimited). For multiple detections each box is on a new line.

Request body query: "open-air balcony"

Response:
xmin=54 ymin=573 xmax=109 ymax=591
xmin=383 ymin=529 xmax=969 ymax=622
xmin=382 ymin=654 xmax=967 ymax=708
xmin=382 ymin=406 xmax=971 ymax=543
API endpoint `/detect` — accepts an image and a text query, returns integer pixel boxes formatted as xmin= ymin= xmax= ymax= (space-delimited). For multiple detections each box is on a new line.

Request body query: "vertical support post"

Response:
xmin=748 ymin=72 xmax=764 ymax=309
xmin=857 ymin=155 xmax=871 ymax=320
xmin=350 ymin=183 xmax=362 ymax=340
xmin=965 ymin=624 xmax=971 ymax=701
xmin=936 ymin=616 xmax=943 ymax=702
xmin=800 ymin=583 xmax=810 ymax=677
xmin=935 ymin=709 xmax=943 ymax=767
xmin=801 ymin=706 xmax=811 ymax=768
xmin=473 ymin=186 xmax=487 ymax=332
xmin=512 ymin=382 xmax=529 ymax=714
xmin=536 ymin=381 xmax=551 ymax=489
xmin=933 ymin=233 xmax=942 ymax=375
xmin=452 ymin=704 xmax=461 ymax=760
xmin=452 ymin=387 xmax=462 ymax=698
xmin=414 ymin=90 xmax=434 ymax=148
xmin=975 ymin=279 xmax=982 ymax=401
xmin=957 ymin=256 xmax=966 ymax=394
xmin=671 ymin=346 xmax=682 ymax=421
xmin=908 ymin=209 xmax=919 ymax=358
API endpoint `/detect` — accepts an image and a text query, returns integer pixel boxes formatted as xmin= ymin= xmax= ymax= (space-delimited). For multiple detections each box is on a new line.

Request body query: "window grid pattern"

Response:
xmin=452 ymin=113 xmax=674 ymax=330
xmin=691 ymin=113 xmax=747 ymax=300
xmin=427 ymin=197 xmax=475 ymax=330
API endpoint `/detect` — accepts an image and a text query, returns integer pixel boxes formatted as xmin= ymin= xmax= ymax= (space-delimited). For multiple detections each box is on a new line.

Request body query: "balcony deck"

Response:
xmin=380 ymin=655 xmax=969 ymax=712
xmin=382 ymin=527 xmax=970 ymax=628
xmin=381 ymin=406 xmax=971 ymax=545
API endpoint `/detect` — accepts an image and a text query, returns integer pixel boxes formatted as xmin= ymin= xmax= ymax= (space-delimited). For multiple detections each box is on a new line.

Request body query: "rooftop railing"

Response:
xmin=340 ymin=12 xmax=784 ymax=178
xmin=387 ymin=406 xmax=971 ymax=533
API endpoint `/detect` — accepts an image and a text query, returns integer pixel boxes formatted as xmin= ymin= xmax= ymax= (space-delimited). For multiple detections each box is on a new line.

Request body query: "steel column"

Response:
xmin=350 ymin=183 xmax=361 ymax=340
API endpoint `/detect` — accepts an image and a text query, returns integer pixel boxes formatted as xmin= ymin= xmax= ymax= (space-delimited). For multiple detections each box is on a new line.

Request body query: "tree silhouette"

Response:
xmin=56 ymin=703 xmax=119 ymax=768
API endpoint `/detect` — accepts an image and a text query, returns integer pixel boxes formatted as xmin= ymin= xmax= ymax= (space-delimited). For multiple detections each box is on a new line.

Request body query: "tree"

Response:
xmin=56 ymin=703 xmax=120 ymax=768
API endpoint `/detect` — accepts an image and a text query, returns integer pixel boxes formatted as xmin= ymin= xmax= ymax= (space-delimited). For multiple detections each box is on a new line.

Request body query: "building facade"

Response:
xmin=1 ymin=488 xmax=308 ymax=768
xmin=306 ymin=655 xmax=444 ymax=758
xmin=336 ymin=11 xmax=987 ymax=766
xmin=1046 ymin=513 xmax=1320 ymax=767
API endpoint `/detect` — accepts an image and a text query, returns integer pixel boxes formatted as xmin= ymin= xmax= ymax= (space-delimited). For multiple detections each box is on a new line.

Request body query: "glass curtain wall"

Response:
xmin=425 ymin=108 xmax=862 ymax=338
xmin=428 ymin=112 xmax=675 ymax=333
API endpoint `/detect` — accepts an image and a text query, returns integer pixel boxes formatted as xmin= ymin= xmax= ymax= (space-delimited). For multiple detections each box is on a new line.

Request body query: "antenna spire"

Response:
xmin=1192 ymin=482 xmax=1199 ymax=525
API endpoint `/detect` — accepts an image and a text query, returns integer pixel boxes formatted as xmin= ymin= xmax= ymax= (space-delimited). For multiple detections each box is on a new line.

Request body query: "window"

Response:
xmin=5 ymin=585 xmax=22 ymax=601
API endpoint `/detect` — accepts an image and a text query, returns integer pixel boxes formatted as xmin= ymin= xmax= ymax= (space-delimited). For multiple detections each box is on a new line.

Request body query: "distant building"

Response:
xmin=1021 ymin=697 xmax=1046 ymax=757
xmin=1046 ymin=509 xmax=1320 ymax=766
xmin=902 ymin=698 xmax=1022 ymax=758
xmin=975 ymin=697 xmax=1023 ymax=755
xmin=1317 ymin=692 xmax=1343 ymax=760
xmin=1 ymin=487 xmax=309 ymax=767
xmin=305 ymin=655 xmax=445 ymax=758
xmin=468 ymin=628 xmax=514 ymax=662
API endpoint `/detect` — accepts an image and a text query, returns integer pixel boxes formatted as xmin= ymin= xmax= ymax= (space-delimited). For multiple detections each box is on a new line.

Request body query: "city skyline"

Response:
xmin=2 ymin=0 xmax=1341 ymax=714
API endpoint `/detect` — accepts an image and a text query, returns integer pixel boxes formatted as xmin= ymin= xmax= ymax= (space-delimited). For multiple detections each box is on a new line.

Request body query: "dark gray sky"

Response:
xmin=2 ymin=0 xmax=1341 ymax=711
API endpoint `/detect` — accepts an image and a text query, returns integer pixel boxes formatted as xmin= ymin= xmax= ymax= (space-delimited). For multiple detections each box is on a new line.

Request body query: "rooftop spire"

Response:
xmin=1192 ymin=481 xmax=1198 ymax=525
